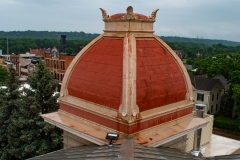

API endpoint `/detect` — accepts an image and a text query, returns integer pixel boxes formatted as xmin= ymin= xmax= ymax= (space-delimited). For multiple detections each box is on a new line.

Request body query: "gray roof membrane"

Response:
xmin=28 ymin=135 xmax=240 ymax=160
xmin=29 ymin=144 xmax=204 ymax=160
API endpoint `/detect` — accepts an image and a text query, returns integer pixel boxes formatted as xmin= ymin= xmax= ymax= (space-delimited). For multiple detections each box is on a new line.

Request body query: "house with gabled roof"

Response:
xmin=190 ymin=76 xmax=225 ymax=114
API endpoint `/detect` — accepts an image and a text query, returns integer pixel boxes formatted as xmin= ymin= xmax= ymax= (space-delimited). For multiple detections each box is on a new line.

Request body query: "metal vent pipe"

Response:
xmin=193 ymin=104 xmax=205 ymax=151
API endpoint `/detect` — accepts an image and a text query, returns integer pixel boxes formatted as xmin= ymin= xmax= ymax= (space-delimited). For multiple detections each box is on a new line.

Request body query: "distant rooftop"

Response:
xmin=190 ymin=76 xmax=224 ymax=91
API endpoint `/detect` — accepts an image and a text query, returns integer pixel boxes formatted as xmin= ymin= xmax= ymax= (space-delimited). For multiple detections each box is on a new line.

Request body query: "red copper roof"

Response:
xmin=67 ymin=38 xmax=187 ymax=112
xmin=111 ymin=13 xmax=148 ymax=20
xmin=67 ymin=38 xmax=123 ymax=110
xmin=136 ymin=40 xmax=187 ymax=111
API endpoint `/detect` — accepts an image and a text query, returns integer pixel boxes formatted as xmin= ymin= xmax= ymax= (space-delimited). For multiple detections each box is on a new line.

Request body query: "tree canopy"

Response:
xmin=0 ymin=38 xmax=90 ymax=55
xmin=0 ymin=62 xmax=62 ymax=159
xmin=1 ymin=31 xmax=240 ymax=46
xmin=192 ymin=54 xmax=240 ymax=118
xmin=0 ymin=32 xmax=240 ymax=58
xmin=0 ymin=66 xmax=21 ymax=159
xmin=0 ymin=65 xmax=8 ymax=85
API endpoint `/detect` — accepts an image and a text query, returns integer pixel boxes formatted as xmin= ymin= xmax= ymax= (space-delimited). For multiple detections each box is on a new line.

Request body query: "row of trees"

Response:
xmin=167 ymin=42 xmax=240 ymax=58
xmin=160 ymin=36 xmax=240 ymax=47
xmin=1 ymin=38 xmax=240 ymax=58
xmin=0 ymin=31 xmax=99 ymax=40
xmin=1 ymin=31 xmax=240 ymax=47
xmin=0 ymin=38 xmax=91 ymax=55
xmin=190 ymin=54 xmax=240 ymax=119
xmin=0 ymin=61 xmax=62 ymax=159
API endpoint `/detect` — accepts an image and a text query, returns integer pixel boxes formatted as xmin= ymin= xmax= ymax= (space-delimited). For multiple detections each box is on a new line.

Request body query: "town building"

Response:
xmin=40 ymin=6 xmax=212 ymax=156
xmin=0 ymin=55 xmax=4 ymax=64
xmin=43 ymin=46 xmax=75 ymax=83
xmin=190 ymin=76 xmax=224 ymax=114
xmin=1 ymin=54 xmax=19 ymax=64
xmin=0 ymin=52 xmax=42 ymax=81
xmin=184 ymin=64 xmax=193 ymax=70
xmin=29 ymin=48 xmax=47 ymax=58
xmin=174 ymin=50 xmax=184 ymax=60
xmin=42 ymin=35 xmax=79 ymax=88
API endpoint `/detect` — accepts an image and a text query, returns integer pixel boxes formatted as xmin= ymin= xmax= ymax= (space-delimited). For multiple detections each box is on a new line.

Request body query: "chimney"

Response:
xmin=192 ymin=104 xmax=205 ymax=157
xmin=60 ymin=35 xmax=66 ymax=52
xmin=199 ymin=69 xmax=203 ymax=75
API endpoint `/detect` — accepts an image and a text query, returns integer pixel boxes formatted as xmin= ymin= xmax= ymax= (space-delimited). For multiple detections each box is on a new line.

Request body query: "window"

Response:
xmin=46 ymin=59 xmax=50 ymax=67
xmin=216 ymin=104 xmax=218 ymax=111
xmin=211 ymin=105 xmax=213 ymax=113
xmin=61 ymin=74 xmax=64 ymax=81
xmin=212 ymin=94 xmax=214 ymax=101
xmin=51 ymin=60 xmax=58 ymax=69
xmin=60 ymin=61 xmax=65 ymax=70
xmin=53 ymin=60 xmax=58 ymax=69
xmin=51 ymin=60 xmax=54 ymax=68
xmin=217 ymin=93 xmax=219 ymax=100
xmin=197 ymin=93 xmax=204 ymax=101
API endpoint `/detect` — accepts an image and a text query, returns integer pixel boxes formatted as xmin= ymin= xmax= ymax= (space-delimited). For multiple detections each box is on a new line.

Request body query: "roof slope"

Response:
xmin=29 ymin=144 xmax=204 ymax=160
xmin=190 ymin=76 xmax=223 ymax=91
xmin=28 ymin=144 xmax=240 ymax=160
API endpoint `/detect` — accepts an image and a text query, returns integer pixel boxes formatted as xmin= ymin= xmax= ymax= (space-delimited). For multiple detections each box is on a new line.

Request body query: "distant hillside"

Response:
xmin=0 ymin=31 xmax=99 ymax=41
xmin=160 ymin=36 xmax=240 ymax=47
xmin=0 ymin=31 xmax=239 ymax=47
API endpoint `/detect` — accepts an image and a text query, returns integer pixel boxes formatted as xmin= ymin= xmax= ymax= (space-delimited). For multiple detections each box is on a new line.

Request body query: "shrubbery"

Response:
xmin=214 ymin=116 xmax=240 ymax=132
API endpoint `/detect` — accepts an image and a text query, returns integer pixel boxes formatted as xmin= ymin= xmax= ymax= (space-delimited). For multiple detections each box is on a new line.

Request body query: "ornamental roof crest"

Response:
xmin=99 ymin=6 xmax=159 ymax=21
xmin=122 ymin=6 xmax=138 ymax=20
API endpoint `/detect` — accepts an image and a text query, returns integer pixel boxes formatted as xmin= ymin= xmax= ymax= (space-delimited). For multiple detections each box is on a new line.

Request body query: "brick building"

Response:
xmin=43 ymin=46 xmax=75 ymax=82
xmin=29 ymin=48 xmax=48 ymax=58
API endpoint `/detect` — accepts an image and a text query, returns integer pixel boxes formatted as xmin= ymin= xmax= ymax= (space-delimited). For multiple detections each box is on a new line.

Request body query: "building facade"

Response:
xmin=2 ymin=54 xmax=19 ymax=64
xmin=43 ymin=47 xmax=75 ymax=82
xmin=29 ymin=48 xmax=47 ymax=58
xmin=191 ymin=76 xmax=224 ymax=114
xmin=173 ymin=50 xmax=184 ymax=60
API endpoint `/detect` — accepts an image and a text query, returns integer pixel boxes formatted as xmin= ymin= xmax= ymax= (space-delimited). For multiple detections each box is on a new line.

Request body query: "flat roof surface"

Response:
xmin=202 ymin=134 xmax=240 ymax=157
xmin=41 ymin=112 xmax=209 ymax=146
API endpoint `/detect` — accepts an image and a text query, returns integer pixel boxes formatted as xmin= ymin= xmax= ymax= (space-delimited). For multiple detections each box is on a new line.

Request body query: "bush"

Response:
xmin=214 ymin=116 xmax=240 ymax=132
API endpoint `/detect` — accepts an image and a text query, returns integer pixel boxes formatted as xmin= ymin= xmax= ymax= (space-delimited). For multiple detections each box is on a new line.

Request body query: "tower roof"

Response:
xmin=42 ymin=6 xmax=208 ymax=146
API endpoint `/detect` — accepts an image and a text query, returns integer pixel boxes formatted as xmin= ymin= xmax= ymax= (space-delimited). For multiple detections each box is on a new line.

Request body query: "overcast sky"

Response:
xmin=0 ymin=0 xmax=239 ymax=42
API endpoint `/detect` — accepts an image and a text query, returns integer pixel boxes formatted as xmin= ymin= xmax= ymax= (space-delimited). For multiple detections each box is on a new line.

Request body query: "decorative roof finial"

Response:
xmin=148 ymin=9 xmax=159 ymax=20
xmin=122 ymin=6 xmax=138 ymax=20
xmin=99 ymin=8 xmax=111 ymax=20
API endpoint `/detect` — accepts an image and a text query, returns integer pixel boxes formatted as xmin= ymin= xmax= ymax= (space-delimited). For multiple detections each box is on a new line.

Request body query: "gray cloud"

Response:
xmin=0 ymin=0 xmax=239 ymax=42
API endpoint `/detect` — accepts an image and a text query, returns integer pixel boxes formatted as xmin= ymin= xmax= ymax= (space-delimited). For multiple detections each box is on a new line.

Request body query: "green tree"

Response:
xmin=198 ymin=54 xmax=240 ymax=118
xmin=64 ymin=47 xmax=75 ymax=54
xmin=0 ymin=65 xmax=8 ymax=85
xmin=6 ymin=86 xmax=62 ymax=159
xmin=0 ymin=66 xmax=20 ymax=159
xmin=29 ymin=60 xmax=60 ymax=113
xmin=16 ymin=61 xmax=62 ymax=159
xmin=0 ymin=62 xmax=62 ymax=159
xmin=208 ymin=54 xmax=240 ymax=118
